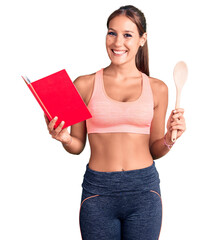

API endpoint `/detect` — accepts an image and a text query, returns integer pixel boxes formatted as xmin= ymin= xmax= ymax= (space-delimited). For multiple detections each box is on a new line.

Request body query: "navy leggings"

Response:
xmin=79 ymin=161 xmax=162 ymax=240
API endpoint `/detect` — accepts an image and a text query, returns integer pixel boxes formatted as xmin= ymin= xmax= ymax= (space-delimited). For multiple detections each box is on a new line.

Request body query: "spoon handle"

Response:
xmin=171 ymin=90 xmax=181 ymax=142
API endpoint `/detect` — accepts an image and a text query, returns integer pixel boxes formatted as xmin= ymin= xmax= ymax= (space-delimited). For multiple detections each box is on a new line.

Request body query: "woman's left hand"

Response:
xmin=166 ymin=108 xmax=186 ymax=141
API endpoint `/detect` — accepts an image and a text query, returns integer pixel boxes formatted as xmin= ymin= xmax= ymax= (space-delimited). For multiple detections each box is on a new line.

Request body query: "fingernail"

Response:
xmin=54 ymin=116 xmax=58 ymax=120
xmin=61 ymin=121 xmax=65 ymax=124
xmin=173 ymin=110 xmax=176 ymax=113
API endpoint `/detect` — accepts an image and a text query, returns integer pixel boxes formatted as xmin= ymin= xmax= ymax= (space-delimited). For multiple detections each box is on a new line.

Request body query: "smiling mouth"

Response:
xmin=111 ymin=49 xmax=127 ymax=55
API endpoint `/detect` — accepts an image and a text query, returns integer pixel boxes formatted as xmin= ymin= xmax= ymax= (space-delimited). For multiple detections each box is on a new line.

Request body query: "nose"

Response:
xmin=114 ymin=35 xmax=124 ymax=47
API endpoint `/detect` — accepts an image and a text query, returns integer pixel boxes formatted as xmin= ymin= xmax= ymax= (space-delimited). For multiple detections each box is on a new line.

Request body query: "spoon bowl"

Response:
xmin=174 ymin=61 xmax=188 ymax=90
xmin=171 ymin=61 xmax=188 ymax=142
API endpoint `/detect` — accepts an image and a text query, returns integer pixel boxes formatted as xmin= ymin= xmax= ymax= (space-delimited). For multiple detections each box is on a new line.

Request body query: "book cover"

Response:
xmin=22 ymin=69 xmax=92 ymax=129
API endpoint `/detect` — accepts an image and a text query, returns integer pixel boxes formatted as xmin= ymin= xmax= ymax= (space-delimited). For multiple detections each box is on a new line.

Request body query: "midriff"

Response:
xmin=87 ymin=132 xmax=153 ymax=172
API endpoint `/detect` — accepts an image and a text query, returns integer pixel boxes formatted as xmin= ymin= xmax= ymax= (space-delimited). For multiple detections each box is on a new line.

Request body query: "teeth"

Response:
xmin=112 ymin=50 xmax=126 ymax=55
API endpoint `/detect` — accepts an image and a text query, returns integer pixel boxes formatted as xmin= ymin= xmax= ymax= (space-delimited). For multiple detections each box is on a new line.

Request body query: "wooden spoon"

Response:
xmin=171 ymin=61 xmax=188 ymax=142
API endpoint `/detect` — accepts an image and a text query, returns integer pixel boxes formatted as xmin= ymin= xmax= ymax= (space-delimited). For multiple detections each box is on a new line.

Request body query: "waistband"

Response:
xmin=81 ymin=161 xmax=160 ymax=196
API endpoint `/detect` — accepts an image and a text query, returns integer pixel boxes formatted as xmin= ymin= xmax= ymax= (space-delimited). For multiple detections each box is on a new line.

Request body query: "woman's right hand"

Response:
xmin=44 ymin=114 xmax=72 ymax=144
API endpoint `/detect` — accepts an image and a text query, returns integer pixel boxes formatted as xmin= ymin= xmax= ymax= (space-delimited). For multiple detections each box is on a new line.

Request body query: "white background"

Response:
xmin=0 ymin=0 xmax=209 ymax=239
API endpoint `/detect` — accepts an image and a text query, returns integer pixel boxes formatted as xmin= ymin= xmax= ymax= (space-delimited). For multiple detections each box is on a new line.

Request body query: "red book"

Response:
xmin=22 ymin=69 xmax=92 ymax=129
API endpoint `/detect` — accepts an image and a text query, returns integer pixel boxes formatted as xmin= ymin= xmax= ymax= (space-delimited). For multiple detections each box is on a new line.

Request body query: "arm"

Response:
xmin=44 ymin=75 xmax=91 ymax=155
xmin=149 ymin=79 xmax=186 ymax=160
xmin=44 ymin=114 xmax=87 ymax=155
xmin=62 ymin=137 xmax=84 ymax=155
xmin=62 ymin=120 xmax=87 ymax=155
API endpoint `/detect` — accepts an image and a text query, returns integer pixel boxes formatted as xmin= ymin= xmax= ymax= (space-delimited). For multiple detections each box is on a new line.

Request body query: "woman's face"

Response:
xmin=106 ymin=15 xmax=146 ymax=67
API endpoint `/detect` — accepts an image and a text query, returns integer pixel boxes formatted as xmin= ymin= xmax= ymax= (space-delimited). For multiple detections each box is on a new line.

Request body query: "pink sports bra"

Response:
xmin=86 ymin=68 xmax=154 ymax=134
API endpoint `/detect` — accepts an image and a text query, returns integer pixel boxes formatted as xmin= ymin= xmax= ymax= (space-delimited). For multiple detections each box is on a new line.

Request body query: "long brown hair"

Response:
xmin=107 ymin=5 xmax=149 ymax=76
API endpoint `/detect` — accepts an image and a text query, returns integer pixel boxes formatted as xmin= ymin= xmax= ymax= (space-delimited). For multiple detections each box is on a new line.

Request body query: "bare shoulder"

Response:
xmin=148 ymin=76 xmax=168 ymax=93
xmin=73 ymin=72 xmax=95 ymax=104
xmin=73 ymin=72 xmax=95 ymax=90
xmin=148 ymin=76 xmax=168 ymax=107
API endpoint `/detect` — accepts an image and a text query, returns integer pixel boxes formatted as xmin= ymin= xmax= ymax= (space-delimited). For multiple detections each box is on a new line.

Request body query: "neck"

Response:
xmin=104 ymin=62 xmax=141 ymax=78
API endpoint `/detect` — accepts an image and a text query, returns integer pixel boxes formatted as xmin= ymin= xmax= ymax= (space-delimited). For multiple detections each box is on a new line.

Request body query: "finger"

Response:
xmin=44 ymin=114 xmax=50 ymax=125
xmin=169 ymin=110 xmax=175 ymax=121
xmin=170 ymin=120 xmax=182 ymax=126
xmin=172 ymin=116 xmax=185 ymax=125
xmin=170 ymin=124 xmax=186 ymax=131
xmin=48 ymin=117 xmax=58 ymax=134
xmin=170 ymin=110 xmax=174 ymax=117
xmin=54 ymin=121 xmax=65 ymax=134
xmin=48 ymin=116 xmax=58 ymax=131
xmin=172 ymin=112 xmax=184 ymax=120
xmin=171 ymin=117 xmax=185 ymax=125
xmin=173 ymin=108 xmax=184 ymax=114
xmin=178 ymin=114 xmax=185 ymax=120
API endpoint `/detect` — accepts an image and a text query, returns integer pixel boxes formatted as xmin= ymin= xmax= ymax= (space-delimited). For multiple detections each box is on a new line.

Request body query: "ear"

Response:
xmin=139 ymin=32 xmax=147 ymax=47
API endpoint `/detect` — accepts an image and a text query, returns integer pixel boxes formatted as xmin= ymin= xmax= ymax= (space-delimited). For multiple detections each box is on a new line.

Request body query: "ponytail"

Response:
xmin=136 ymin=42 xmax=149 ymax=76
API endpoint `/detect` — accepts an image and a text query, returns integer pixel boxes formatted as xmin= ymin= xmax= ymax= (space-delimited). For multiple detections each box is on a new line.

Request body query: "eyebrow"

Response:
xmin=108 ymin=28 xmax=134 ymax=33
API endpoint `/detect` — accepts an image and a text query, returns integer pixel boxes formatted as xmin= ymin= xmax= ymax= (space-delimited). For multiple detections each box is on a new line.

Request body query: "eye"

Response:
xmin=107 ymin=31 xmax=116 ymax=36
xmin=124 ymin=33 xmax=132 ymax=38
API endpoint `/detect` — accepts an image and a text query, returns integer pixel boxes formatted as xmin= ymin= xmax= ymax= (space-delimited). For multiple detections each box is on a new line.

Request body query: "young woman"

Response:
xmin=44 ymin=5 xmax=186 ymax=240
